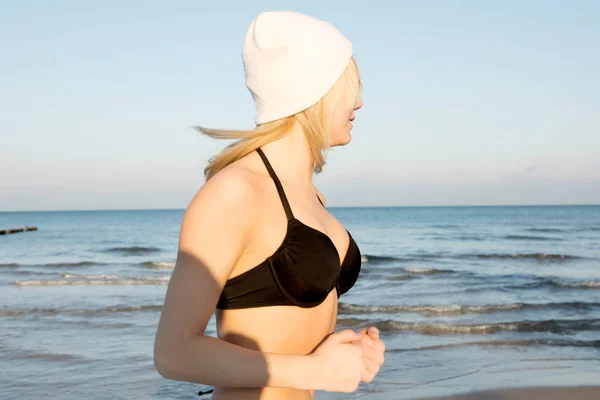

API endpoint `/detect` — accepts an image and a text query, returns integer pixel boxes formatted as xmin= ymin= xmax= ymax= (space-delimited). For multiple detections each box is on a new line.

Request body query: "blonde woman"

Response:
xmin=154 ymin=11 xmax=385 ymax=400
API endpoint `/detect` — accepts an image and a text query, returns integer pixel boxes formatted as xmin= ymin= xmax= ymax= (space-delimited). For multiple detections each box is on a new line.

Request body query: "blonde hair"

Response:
xmin=196 ymin=56 xmax=362 ymax=181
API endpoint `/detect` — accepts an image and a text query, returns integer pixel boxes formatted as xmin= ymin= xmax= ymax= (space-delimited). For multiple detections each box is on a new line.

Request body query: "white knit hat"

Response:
xmin=242 ymin=11 xmax=353 ymax=125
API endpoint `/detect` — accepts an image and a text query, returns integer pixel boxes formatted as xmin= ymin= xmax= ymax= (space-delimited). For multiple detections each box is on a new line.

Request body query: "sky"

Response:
xmin=1 ymin=0 xmax=599 ymax=211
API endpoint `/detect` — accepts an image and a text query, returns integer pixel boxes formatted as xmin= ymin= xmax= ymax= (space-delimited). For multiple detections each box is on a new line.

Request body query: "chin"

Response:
xmin=334 ymin=135 xmax=352 ymax=147
xmin=344 ymin=130 xmax=353 ymax=144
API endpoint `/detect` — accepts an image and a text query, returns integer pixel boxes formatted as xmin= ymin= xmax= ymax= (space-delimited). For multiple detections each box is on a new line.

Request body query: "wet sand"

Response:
xmin=421 ymin=386 xmax=600 ymax=399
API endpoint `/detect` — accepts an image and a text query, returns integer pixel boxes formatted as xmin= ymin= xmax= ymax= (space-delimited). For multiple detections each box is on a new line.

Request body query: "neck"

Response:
xmin=259 ymin=120 xmax=315 ymax=189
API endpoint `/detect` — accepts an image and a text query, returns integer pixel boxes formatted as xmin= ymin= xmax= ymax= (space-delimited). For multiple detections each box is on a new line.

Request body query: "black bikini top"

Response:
xmin=216 ymin=147 xmax=362 ymax=310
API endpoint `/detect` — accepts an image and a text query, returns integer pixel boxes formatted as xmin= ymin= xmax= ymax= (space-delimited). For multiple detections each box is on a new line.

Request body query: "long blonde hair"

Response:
xmin=196 ymin=56 xmax=362 ymax=181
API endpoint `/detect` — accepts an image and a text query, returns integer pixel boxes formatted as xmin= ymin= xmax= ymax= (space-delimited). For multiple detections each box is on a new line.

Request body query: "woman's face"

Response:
xmin=329 ymin=95 xmax=363 ymax=147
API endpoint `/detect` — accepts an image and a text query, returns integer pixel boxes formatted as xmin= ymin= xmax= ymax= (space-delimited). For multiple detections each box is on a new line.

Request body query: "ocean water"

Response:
xmin=1 ymin=205 xmax=599 ymax=399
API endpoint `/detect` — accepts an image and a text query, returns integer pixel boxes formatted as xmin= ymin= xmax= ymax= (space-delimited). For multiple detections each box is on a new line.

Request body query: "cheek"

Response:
xmin=329 ymin=106 xmax=352 ymax=142
xmin=333 ymin=111 xmax=350 ymax=130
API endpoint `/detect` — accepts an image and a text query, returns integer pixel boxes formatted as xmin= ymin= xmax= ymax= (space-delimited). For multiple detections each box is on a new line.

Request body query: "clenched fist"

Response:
xmin=357 ymin=326 xmax=385 ymax=383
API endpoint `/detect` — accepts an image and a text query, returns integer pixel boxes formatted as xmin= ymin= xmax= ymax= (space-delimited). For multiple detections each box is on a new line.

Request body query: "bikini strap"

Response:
xmin=316 ymin=193 xmax=325 ymax=208
xmin=256 ymin=148 xmax=295 ymax=221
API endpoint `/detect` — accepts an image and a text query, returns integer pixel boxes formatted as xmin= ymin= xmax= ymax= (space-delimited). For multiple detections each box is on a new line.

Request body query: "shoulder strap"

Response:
xmin=316 ymin=193 xmax=325 ymax=208
xmin=256 ymin=148 xmax=294 ymax=221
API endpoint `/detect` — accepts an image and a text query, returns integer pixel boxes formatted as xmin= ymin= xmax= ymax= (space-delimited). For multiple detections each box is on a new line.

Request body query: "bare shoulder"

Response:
xmin=194 ymin=162 xmax=259 ymax=204
xmin=186 ymin=166 xmax=258 ymax=219
xmin=180 ymin=165 xmax=259 ymax=258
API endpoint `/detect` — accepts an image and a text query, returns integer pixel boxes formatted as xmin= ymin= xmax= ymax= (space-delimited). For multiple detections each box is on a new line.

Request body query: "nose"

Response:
xmin=354 ymin=98 xmax=363 ymax=111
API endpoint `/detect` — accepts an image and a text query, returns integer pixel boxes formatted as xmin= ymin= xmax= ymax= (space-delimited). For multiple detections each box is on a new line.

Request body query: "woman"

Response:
xmin=154 ymin=11 xmax=385 ymax=399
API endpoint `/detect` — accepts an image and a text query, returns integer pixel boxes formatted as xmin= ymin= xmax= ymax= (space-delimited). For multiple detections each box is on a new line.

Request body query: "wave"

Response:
xmin=359 ymin=267 xmax=455 ymax=282
xmin=526 ymin=228 xmax=567 ymax=233
xmin=412 ymin=253 xmax=447 ymax=260
xmin=466 ymin=252 xmax=582 ymax=261
xmin=338 ymin=301 xmax=600 ymax=316
xmin=102 ymin=246 xmax=161 ymax=255
xmin=430 ymin=235 xmax=484 ymax=241
xmin=337 ymin=317 xmax=600 ymax=335
xmin=393 ymin=251 xmax=583 ymax=262
xmin=503 ymin=235 xmax=562 ymax=241
xmin=393 ymin=339 xmax=600 ymax=352
xmin=62 ymin=273 xmax=121 ymax=279
xmin=361 ymin=255 xmax=410 ymax=264
xmin=139 ymin=261 xmax=175 ymax=269
xmin=0 ymin=261 xmax=104 ymax=269
xmin=402 ymin=267 xmax=454 ymax=275
xmin=5 ymin=270 xmax=59 ymax=277
xmin=14 ymin=274 xmax=170 ymax=286
xmin=0 ymin=308 xmax=60 ymax=317
xmin=2 ymin=349 xmax=87 ymax=363
xmin=41 ymin=261 xmax=103 ymax=268
xmin=456 ymin=236 xmax=484 ymax=241
xmin=82 ymin=304 xmax=163 ymax=315
xmin=509 ymin=278 xmax=600 ymax=290
xmin=1 ymin=304 xmax=163 ymax=317
xmin=357 ymin=271 xmax=417 ymax=281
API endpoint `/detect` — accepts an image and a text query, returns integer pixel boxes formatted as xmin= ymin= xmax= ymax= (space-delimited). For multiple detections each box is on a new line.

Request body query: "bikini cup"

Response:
xmin=215 ymin=147 xmax=362 ymax=309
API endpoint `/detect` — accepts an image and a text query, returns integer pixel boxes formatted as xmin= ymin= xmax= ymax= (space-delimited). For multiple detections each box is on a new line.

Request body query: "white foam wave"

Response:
xmin=339 ymin=303 xmax=524 ymax=316
xmin=62 ymin=273 xmax=121 ymax=279
xmin=15 ymin=275 xmax=170 ymax=286
xmin=402 ymin=267 xmax=452 ymax=274
xmin=579 ymin=281 xmax=600 ymax=288
xmin=140 ymin=261 xmax=175 ymax=270
xmin=403 ymin=267 xmax=434 ymax=273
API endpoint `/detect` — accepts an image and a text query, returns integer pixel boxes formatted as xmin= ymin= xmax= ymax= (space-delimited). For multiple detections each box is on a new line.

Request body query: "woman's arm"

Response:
xmin=153 ymin=169 xmax=319 ymax=390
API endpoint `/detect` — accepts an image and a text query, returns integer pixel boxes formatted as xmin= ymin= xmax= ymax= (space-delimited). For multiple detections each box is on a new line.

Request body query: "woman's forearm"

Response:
xmin=154 ymin=334 xmax=320 ymax=390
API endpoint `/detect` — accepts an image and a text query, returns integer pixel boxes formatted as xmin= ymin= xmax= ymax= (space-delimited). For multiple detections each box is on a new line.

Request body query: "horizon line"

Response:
xmin=1 ymin=203 xmax=599 ymax=213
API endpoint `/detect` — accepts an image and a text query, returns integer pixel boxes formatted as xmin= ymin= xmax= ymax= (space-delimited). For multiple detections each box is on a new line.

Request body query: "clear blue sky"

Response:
xmin=1 ymin=0 xmax=598 ymax=211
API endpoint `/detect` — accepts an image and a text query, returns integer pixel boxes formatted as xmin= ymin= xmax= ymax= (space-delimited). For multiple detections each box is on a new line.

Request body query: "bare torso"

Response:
xmin=210 ymin=154 xmax=350 ymax=399
xmin=213 ymin=293 xmax=338 ymax=399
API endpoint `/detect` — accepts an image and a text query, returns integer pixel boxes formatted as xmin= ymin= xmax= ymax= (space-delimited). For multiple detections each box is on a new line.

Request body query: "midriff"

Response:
xmin=212 ymin=289 xmax=339 ymax=399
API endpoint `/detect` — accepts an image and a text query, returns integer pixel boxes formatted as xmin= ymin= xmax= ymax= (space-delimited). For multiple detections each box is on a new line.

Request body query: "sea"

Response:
xmin=1 ymin=205 xmax=599 ymax=399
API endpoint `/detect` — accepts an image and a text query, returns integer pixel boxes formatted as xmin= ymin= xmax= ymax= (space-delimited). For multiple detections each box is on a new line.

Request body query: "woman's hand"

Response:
xmin=357 ymin=326 xmax=385 ymax=383
xmin=309 ymin=329 xmax=365 ymax=393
